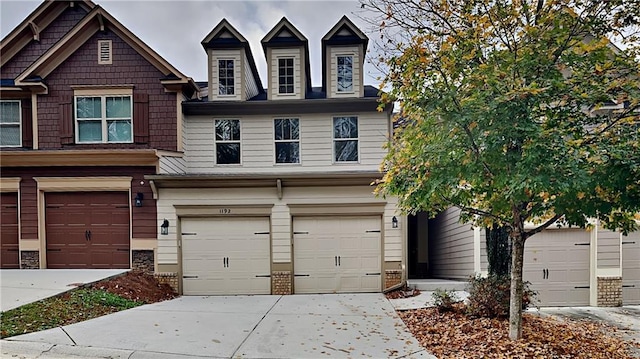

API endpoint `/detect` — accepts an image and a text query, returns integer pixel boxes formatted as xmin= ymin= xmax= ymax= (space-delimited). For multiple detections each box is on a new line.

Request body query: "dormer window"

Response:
xmin=278 ymin=58 xmax=294 ymax=94
xmin=0 ymin=100 xmax=21 ymax=147
xmin=337 ymin=55 xmax=353 ymax=92
xmin=218 ymin=59 xmax=235 ymax=95
xmin=98 ymin=40 xmax=112 ymax=64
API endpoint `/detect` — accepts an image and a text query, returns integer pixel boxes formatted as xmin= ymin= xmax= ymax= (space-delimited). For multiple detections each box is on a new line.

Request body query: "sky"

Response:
xmin=0 ymin=0 xmax=383 ymax=86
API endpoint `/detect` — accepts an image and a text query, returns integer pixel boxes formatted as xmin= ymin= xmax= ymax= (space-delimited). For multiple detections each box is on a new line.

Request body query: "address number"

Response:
xmin=219 ymin=208 xmax=232 ymax=214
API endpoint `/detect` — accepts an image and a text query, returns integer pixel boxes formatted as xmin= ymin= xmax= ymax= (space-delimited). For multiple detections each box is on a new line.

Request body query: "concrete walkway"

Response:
xmin=0 ymin=269 xmax=128 ymax=312
xmin=1 ymin=294 xmax=435 ymax=359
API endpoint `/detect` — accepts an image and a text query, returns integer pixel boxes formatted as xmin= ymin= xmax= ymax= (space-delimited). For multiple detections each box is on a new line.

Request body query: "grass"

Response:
xmin=0 ymin=288 xmax=143 ymax=338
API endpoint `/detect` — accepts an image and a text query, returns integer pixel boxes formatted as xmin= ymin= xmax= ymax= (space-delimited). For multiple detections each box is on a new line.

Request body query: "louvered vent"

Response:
xmin=98 ymin=40 xmax=112 ymax=64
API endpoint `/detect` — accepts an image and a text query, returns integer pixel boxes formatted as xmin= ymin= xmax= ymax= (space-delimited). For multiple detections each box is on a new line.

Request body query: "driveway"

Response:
xmin=1 ymin=294 xmax=434 ymax=358
xmin=0 ymin=269 xmax=128 ymax=312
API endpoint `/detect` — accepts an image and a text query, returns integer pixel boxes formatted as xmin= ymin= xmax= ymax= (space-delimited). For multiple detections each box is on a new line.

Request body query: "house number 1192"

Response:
xmin=219 ymin=208 xmax=231 ymax=214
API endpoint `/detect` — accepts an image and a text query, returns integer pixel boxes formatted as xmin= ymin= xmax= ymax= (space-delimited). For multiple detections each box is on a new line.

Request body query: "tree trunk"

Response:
xmin=509 ymin=233 xmax=525 ymax=340
xmin=486 ymin=225 xmax=511 ymax=276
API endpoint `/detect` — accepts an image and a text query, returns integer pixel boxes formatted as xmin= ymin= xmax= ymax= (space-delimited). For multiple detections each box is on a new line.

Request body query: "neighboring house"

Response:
xmin=0 ymin=1 xmax=198 ymax=273
xmin=146 ymin=16 xmax=400 ymax=295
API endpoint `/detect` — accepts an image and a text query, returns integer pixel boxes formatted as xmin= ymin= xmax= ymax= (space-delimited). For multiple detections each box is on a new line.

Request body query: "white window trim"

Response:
xmin=214 ymin=119 xmax=242 ymax=165
xmin=217 ymin=58 xmax=236 ymax=97
xmin=277 ymin=57 xmax=295 ymax=95
xmin=332 ymin=115 xmax=360 ymax=164
xmin=0 ymin=100 xmax=22 ymax=148
xmin=273 ymin=117 xmax=301 ymax=165
xmin=336 ymin=54 xmax=355 ymax=94
xmin=74 ymin=94 xmax=133 ymax=144
xmin=98 ymin=40 xmax=112 ymax=65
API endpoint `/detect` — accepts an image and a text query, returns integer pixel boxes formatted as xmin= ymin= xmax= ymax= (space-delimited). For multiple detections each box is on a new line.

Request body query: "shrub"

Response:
xmin=466 ymin=275 xmax=536 ymax=318
xmin=431 ymin=288 xmax=461 ymax=312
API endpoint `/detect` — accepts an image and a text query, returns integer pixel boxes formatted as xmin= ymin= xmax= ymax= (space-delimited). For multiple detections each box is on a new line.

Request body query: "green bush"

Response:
xmin=431 ymin=288 xmax=461 ymax=312
xmin=465 ymin=275 xmax=536 ymax=318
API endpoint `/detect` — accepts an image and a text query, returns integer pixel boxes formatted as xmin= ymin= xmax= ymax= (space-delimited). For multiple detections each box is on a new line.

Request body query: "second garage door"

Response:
xmin=293 ymin=216 xmax=382 ymax=294
xmin=523 ymin=229 xmax=591 ymax=306
xmin=1 ymin=192 xmax=19 ymax=269
xmin=622 ymin=231 xmax=640 ymax=305
xmin=181 ymin=217 xmax=271 ymax=295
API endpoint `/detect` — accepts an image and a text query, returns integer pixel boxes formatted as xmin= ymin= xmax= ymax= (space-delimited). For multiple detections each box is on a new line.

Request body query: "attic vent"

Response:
xmin=98 ymin=40 xmax=112 ymax=64
xmin=277 ymin=29 xmax=292 ymax=38
xmin=337 ymin=28 xmax=352 ymax=36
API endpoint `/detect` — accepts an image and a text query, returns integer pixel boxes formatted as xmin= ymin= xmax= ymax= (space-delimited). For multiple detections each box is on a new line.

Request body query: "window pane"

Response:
xmin=276 ymin=142 xmax=299 ymax=164
xmin=107 ymin=120 xmax=132 ymax=142
xmin=333 ymin=117 xmax=358 ymax=138
xmin=337 ymin=56 xmax=353 ymax=92
xmin=0 ymin=125 xmax=20 ymax=146
xmin=216 ymin=143 xmax=240 ymax=164
xmin=78 ymin=120 xmax=102 ymax=142
xmin=106 ymin=97 xmax=131 ymax=118
xmin=335 ymin=140 xmax=358 ymax=162
xmin=0 ymin=102 xmax=19 ymax=124
xmin=215 ymin=120 xmax=240 ymax=141
xmin=76 ymin=97 xmax=101 ymax=119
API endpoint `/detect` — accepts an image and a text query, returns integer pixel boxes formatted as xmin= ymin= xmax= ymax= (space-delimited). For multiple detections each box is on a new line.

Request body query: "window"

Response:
xmin=333 ymin=116 xmax=358 ymax=162
xmin=218 ymin=59 xmax=235 ymax=95
xmin=337 ymin=55 xmax=353 ymax=92
xmin=75 ymin=95 xmax=132 ymax=143
xmin=215 ymin=119 xmax=241 ymax=164
xmin=274 ymin=118 xmax=300 ymax=164
xmin=0 ymin=100 xmax=21 ymax=147
xmin=98 ymin=40 xmax=112 ymax=64
xmin=278 ymin=58 xmax=294 ymax=94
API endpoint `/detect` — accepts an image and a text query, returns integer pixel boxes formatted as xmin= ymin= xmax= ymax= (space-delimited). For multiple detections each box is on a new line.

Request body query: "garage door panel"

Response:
xmin=1 ymin=193 xmax=20 ymax=269
xmin=294 ymin=216 xmax=381 ymax=294
xmin=623 ymin=232 xmax=640 ymax=305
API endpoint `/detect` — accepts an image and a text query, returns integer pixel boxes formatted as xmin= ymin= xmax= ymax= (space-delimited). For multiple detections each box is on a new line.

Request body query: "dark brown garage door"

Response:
xmin=46 ymin=192 xmax=130 ymax=269
xmin=1 ymin=192 xmax=20 ymax=269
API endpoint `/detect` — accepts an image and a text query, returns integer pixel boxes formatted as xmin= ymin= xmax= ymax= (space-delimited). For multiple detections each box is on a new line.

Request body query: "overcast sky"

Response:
xmin=0 ymin=0 xmax=383 ymax=86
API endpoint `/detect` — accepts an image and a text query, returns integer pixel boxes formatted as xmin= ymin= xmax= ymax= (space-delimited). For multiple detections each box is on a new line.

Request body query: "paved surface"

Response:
xmin=1 ymin=294 xmax=435 ymax=359
xmin=0 ymin=269 xmax=128 ymax=312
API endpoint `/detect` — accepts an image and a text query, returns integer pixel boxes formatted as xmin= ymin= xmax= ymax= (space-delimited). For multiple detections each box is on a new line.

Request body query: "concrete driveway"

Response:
xmin=1 ymin=294 xmax=434 ymax=359
xmin=0 ymin=269 xmax=128 ymax=312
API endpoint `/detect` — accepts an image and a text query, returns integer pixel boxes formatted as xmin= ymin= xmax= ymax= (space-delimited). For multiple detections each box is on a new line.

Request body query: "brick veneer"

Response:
xmin=597 ymin=277 xmax=622 ymax=307
xmin=272 ymin=271 xmax=292 ymax=295
xmin=20 ymin=251 xmax=40 ymax=269
xmin=132 ymin=250 xmax=154 ymax=274
xmin=154 ymin=272 xmax=179 ymax=293
xmin=385 ymin=270 xmax=402 ymax=289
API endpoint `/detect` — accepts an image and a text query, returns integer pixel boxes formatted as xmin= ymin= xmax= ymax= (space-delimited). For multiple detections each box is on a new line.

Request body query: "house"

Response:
xmin=0 ymin=0 xmax=198 ymax=274
xmin=145 ymin=16 xmax=400 ymax=295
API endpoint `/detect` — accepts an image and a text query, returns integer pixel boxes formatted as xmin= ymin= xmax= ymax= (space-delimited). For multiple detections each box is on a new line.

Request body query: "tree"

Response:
xmin=362 ymin=0 xmax=640 ymax=340
xmin=486 ymin=225 xmax=510 ymax=276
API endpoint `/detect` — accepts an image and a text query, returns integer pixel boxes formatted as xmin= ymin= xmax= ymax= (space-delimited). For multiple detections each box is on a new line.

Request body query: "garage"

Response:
xmin=181 ymin=217 xmax=271 ymax=295
xmin=45 ymin=192 xmax=130 ymax=269
xmin=523 ymin=229 xmax=591 ymax=306
xmin=293 ymin=216 xmax=381 ymax=294
xmin=622 ymin=231 xmax=640 ymax=305
xmin=1 ymin=192 xmax=20 ymax=269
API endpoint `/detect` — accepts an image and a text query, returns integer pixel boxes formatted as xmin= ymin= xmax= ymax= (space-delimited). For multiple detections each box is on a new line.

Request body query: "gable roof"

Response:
xmin=261 ymin=17 xmax=311 ymax=92
xmin=13 ymin=5 xmax=197 ymax=96
xmin=321 ymin=16 xmax=369 ymax=92
xmin=201 ymin=19 xmax=264 ymax=94
xmin=0 ymin=0 xmax=96 ymax=68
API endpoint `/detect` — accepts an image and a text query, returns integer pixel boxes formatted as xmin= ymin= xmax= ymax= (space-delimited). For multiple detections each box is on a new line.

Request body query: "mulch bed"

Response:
xmin=385 ymin=285 xmax=421 ymax=299
xmin=90 ymin=270 xmax=177 ymax=303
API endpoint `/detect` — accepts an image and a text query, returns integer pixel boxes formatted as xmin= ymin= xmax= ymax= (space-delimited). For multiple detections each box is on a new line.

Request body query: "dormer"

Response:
xmin=201 ymin=19 xmax=263 ymax=101
xmin=261 ymin=18 xmax=311 ymax=100
xmin=322 ymin=16 xmax=368 ymax=98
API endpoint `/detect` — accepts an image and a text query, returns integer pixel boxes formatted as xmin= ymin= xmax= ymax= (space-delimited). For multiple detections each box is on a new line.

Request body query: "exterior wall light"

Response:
xmin=392 ymin=216 xmax=398 ymax=228
xmin=135 ymin=192 xmax=144 ymax=207
xmin=160 ymin=219 xmax=169 ymax=235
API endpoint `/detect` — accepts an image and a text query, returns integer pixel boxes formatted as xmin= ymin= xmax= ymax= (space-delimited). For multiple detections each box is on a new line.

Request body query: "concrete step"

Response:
xmin=407 ymin=279 xmax=468 ymax=291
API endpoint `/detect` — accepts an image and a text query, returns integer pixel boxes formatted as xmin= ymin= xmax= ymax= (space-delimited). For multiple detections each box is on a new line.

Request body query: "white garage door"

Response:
xmin=293 ymin=216 xmax=381 ymax=294
xmin=623 ymin=231 xmax=640 ymax=305
xmin=523 ymin=230 xmax=591 ymax=306
xmin=181 ymin=217 xmax=271 ymax=295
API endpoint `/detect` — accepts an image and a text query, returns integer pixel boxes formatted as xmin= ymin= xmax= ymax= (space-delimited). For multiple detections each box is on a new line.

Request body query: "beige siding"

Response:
xmin=429 ymin=207 xmax=476 ymax=279
xmin=158 ymin=156 xmax=186 ymax=174
xmin=598 ymin=228 xmax=621 ymax=269
xmin=183 ymin=111 xmax=388 ymax=173
xmin=243 ymin=52 xmax=260 ymax=100
xmin=328 ymin=45 xmax=362 ymax=99
xmin=209 ymin=49 xmax=242 ymax=101
xmin=156 ymin=186 xmax=400 ymax=265
xmin=480 ymin=229 xmax=488 ymax=273
xmin=269 ymin=48 xmax=303 ymax=100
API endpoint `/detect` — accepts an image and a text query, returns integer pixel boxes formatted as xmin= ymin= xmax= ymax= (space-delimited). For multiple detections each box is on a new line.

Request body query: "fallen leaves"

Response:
xmin=398 ymin=304 xmax=640 ymax=358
